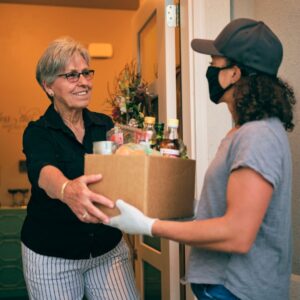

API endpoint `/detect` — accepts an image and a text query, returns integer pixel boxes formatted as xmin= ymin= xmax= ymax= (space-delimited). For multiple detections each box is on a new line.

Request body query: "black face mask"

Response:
xmin=206 ymin=66 xmax=234 ymax=104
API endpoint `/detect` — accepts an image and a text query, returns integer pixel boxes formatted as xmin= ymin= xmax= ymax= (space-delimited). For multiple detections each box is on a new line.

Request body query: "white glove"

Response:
xmin=107 ymin=199 xmax=156 ymax=236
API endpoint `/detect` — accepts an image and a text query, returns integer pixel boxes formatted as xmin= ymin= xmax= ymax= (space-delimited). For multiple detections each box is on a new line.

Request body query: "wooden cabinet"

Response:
xmin=0 ymin=208 xmax=28 ymax=298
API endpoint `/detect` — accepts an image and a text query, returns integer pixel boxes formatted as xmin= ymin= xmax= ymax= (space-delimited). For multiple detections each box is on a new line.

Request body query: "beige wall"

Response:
xmin=233 ymin=0 xmax=300 ymax=283
xmin=0 ymin=3 xmax=135 ymax=205
xmin=253 ymin=0 xmax=300 ymax=278
xmin=139 ymin=13 xmax=157 ymax=84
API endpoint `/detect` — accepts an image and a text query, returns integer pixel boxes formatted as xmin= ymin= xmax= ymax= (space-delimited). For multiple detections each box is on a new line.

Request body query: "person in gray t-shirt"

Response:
xmin=107 ymin=18 xmax=296 ymax=300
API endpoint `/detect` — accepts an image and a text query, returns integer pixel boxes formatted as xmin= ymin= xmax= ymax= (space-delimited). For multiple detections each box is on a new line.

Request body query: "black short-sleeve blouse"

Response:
xmin=21 ymin=104 xmax=122 ymax=259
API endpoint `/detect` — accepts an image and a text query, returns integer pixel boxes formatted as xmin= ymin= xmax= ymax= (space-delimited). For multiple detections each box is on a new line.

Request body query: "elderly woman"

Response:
xmin=107 ymin=19 xmax=296 ymax=300
xmin=21 ymin=37 xmax=139 ymax=300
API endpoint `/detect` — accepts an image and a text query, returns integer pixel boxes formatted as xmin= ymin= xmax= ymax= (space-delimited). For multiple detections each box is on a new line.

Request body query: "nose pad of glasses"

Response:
xmin=77 ymin=73 xmax=89 ymax=83
xmin=78 ymin=71 xmax=94 ymax=83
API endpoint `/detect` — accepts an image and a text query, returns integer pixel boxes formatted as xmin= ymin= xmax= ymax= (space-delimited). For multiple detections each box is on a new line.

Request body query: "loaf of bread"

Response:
xmin=115 ymin=143 xmax=161 ymax=156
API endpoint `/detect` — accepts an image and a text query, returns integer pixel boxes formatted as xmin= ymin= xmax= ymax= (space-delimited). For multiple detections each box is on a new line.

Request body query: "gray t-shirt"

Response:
xmin=186 ymin=118 xmax=292 ymax=300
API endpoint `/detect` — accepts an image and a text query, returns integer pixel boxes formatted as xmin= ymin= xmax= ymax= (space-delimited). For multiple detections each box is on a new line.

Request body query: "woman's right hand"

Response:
xmin=62 ymin=174 xmax=114 ymax=224
xmin=106 ymin=199 xmax=156 ymax=236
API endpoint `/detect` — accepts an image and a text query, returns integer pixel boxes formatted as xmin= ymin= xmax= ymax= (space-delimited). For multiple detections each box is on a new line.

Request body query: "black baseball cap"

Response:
xmin=191 ymin=18 xmax=283 ymax=76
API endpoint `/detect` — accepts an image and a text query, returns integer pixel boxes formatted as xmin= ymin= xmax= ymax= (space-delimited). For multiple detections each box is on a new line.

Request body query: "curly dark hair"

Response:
xmin=233 ymin=74 xmax=296 ymax=131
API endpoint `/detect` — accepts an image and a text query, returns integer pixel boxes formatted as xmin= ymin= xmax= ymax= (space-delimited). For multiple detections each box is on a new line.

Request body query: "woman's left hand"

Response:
xmin=63 ymin=174 xmax=114 ymax=223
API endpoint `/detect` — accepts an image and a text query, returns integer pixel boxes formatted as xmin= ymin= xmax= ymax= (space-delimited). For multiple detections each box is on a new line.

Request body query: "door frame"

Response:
xmin=131 ymin=1 xmax=180 ymax=299
xmin=180 ymin=0 xmax=232 ymax=299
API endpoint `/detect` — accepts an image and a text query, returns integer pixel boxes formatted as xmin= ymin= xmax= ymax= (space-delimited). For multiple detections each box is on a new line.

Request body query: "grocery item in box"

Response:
xmin=107 ymin=124 xmax=145 ymax=145
xmin=115 ymin=143 xmax=161 ymax=156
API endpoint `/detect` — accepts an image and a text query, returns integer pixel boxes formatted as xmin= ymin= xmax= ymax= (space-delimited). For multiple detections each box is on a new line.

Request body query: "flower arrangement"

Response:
xmin=108 ymin=61 xmax=151 ymax=128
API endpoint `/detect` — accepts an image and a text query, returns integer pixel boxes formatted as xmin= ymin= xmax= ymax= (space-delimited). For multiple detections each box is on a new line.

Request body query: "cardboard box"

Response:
xmin=84 ymin=154 xmax=196 ymax=219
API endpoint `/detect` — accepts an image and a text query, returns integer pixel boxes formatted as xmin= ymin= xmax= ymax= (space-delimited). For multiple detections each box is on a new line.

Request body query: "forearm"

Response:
xmin=107 ymin=200 xmax=243 ymax=252
xmin=38 ymin=165 xmax=69 ymax=201
xmin=152 ymin=217 xmax=250 ymax=253
xmin=151 ymin=168 xmax=273 ymax=253
xmin=38 ymin=165 xmax=112 ymax=223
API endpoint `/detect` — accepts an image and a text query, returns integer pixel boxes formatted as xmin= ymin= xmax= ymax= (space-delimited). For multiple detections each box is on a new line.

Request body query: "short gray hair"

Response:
xmin=36 ymin=37 xmax=90 ymax=100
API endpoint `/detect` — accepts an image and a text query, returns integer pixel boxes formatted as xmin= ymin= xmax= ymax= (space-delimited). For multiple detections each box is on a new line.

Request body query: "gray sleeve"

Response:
xmin=228 ymin=123 xmax=282 ymax=189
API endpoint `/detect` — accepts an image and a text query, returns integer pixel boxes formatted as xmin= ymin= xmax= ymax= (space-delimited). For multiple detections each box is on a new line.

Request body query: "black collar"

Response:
xmin=43 ymin=104 xmax=108 ymax=130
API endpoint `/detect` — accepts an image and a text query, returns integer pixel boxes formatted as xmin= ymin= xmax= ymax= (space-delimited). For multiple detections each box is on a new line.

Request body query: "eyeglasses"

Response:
xmin=57 ymin=69 xmax=95 ymax=83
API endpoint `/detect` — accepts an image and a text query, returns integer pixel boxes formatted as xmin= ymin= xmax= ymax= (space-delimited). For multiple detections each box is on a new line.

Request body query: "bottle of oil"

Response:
xmin=141 ymin=116 xmax=156 ymax=148
xmin=159 ymin=118 xmax=180 ymax=157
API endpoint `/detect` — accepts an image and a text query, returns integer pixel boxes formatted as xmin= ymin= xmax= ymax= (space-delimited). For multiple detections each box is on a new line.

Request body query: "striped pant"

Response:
xmin=22 ymin=239 xmax=140 ymax=300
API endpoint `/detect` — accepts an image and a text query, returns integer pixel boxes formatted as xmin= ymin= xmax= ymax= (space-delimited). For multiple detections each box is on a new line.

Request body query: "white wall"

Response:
xmin=186 ymin=0 xmax=232 ymax=199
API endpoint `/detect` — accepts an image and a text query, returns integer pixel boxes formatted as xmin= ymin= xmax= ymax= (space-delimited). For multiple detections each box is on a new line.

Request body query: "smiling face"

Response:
xmin=43 ymin=52 xmax=93 ymax=111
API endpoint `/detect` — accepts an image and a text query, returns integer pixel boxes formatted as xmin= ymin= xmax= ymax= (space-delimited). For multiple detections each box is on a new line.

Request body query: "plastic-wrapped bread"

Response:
xmin=115 ymin=143 xmax=146 ymax=156
xmin=115 ymin=143 xmax=162 ymax=156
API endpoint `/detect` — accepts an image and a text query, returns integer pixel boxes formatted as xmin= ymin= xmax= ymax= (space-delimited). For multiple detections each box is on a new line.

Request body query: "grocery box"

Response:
xmin=84 ymin=154 xmax=196 ymax=219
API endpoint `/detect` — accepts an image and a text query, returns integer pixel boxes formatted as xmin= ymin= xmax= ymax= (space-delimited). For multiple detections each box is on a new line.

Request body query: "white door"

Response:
xmin=131 ymin=1 xmax=180 ymax=299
